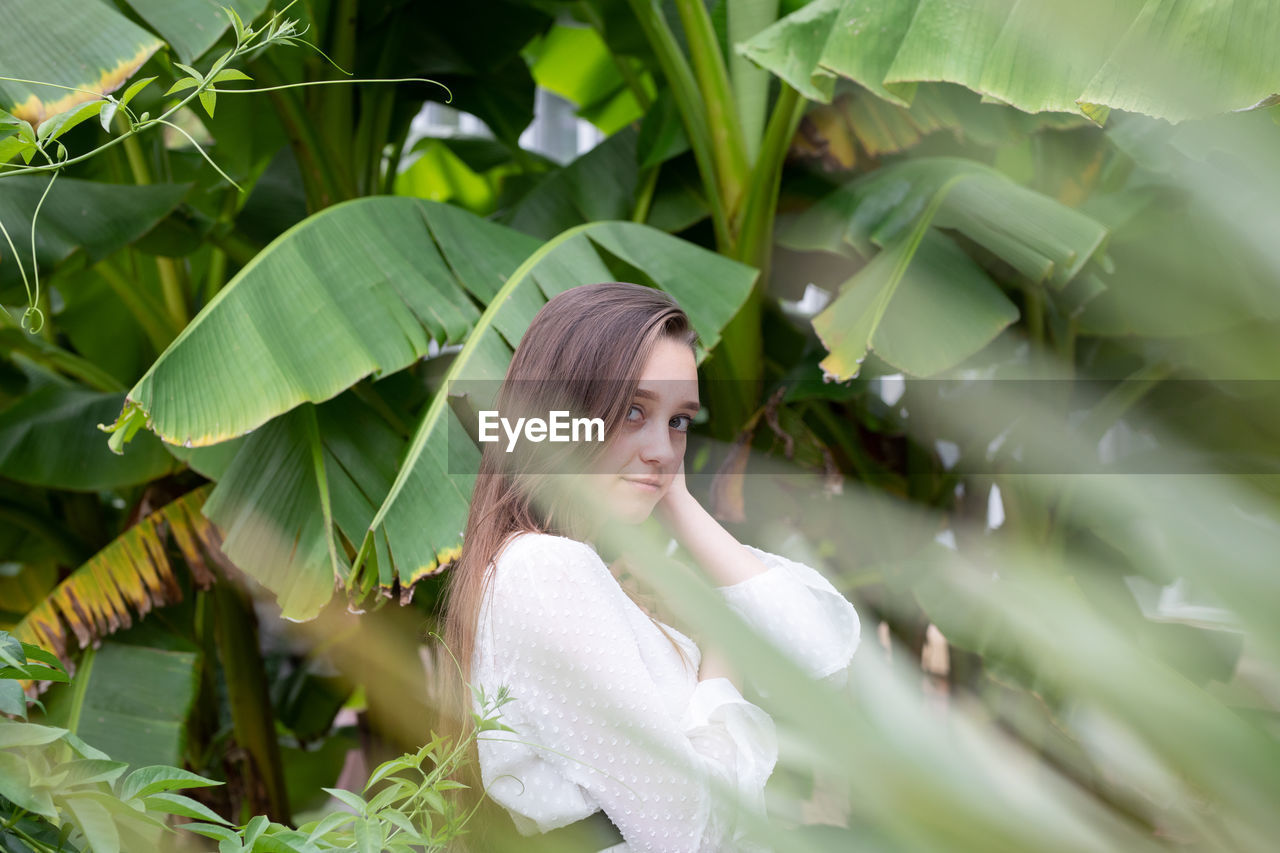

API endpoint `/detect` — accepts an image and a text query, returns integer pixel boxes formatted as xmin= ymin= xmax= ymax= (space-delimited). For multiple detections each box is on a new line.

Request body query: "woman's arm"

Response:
xmin=655 ymin=462 xmax=772 ymax=588
xmin=656 ymin=465 xmax=861 ymax=684
xmin=481 ymin=533 xmax=776 ymax=853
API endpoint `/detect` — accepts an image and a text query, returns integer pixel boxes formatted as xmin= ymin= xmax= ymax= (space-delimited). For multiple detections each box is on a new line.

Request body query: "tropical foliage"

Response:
xmin=1 ymin=0 xmax=1278 ymax=851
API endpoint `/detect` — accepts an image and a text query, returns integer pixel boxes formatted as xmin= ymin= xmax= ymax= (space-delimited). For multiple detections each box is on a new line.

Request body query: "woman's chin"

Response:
xmin=606 ymin=495 xmax=658 ymax=525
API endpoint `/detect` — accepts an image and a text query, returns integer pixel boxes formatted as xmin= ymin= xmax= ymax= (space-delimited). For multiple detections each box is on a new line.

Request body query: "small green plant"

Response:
xmin=183 ymin=684 xmax=515 ymax=853
xmin=0 ymin=631 xmax=229 ymax=853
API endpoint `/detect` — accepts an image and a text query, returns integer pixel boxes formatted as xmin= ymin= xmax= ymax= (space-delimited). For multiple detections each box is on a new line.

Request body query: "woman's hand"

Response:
xmin=652 ymin=458 xmax=772 ymax=589
xmin=655 ymin=459 xmax=697 ymax=533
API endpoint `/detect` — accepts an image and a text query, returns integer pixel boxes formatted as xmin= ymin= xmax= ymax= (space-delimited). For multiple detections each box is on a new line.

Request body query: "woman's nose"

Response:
xmin=638 ymin=420 xmax=677 ymax=465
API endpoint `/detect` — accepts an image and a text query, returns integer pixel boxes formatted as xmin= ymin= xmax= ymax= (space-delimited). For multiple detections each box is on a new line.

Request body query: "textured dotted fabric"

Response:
xmin=472 ymin=531 xmax=861 ymax=852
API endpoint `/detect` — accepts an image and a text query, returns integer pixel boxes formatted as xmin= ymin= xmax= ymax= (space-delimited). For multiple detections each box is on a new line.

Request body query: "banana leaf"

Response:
xmin=0 ymin=0 xmax=161 ymax=125
xmin=0 ymin=385 xmax=179 ymax=491
xmin=742 ymin=0 xmax=1280 ymax=123
xmin=13 ymin=486 xmax=223 ymax=662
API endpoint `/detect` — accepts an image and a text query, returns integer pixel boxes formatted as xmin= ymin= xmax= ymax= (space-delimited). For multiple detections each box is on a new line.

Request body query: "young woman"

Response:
xmin=442 ymin=282 xmax=860 ymax=852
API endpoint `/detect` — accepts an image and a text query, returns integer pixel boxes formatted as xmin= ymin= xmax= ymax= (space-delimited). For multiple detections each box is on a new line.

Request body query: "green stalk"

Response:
xmin=251 ymin=56 xmax=348 ymax=209
xmin=632 ymin=165 xmax=660 ymax=223
xmin=356 ymin=86 xmax=395 ymax=196
xmin=381 ymin=132 xmax=407 ymax=195
xmin=60 ymin=645 xmax=96 ymax=734
xmin=118 ymin=118 xmax=188 ymax=330
xmin=700 ymin=86 xmax=804 ymax=438
xmin=202 ymin=188 xmax=241 ymax=306
xmin=727 ymin=0 xmax=779 ymax=163
xmin=1023 ymin=283 xmax=1045 ymax=347
xmin=212 ymin=564 xmax=292 ymax=823
xmin=323 ymin=0 xmax=359 ymax=175
xmin=186 ymin=590 xmax=222 ymax=771
xmin=672 ymin=0 xmax=750 ymax=217
xmin=207 ymin=225 xmax=262 ymax=267
xmin=624 ymin=0 xmax=730 ymax=249
xmin=5 ymin=822 xmax=58 ymax=853
xmin=735 ymin=83 xmax=804 ymax=270
xmin=303 ymin=402 xmax=344 ymax=587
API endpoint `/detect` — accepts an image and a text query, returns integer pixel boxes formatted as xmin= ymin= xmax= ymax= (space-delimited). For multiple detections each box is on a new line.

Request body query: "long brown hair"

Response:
xmin=439 ymin=282 xmax=699 ymax=839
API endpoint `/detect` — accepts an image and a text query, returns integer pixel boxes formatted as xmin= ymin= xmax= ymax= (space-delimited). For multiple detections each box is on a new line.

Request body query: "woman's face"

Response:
xmin=583 ymin=337 xmax=700 ymax=525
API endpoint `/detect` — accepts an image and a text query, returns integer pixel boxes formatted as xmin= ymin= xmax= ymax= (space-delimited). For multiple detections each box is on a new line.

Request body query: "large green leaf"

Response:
xmin=738 ymin=0 xmax=918 ymax=105
xmin=119 ymin=0 xmax=271 ymax=65
xmin=0 ymin=177 xmax=188 ymax=292
xmin=796 ymin=82 xmax=1090 ymax=170
xmin=527 ymin=22 xmax=650 ymax=134
xmin=0 ymin=0 xmax=162 ymax=125
xmin=42 ymin=639 xmax=199 ymax=769
xmin=741 ymin=0 xmax=1280 ymax=122
xmin=811 ymin=228 xmax=1020 ymax=379
xmin=781 ymin=157 xmax=1108 ymax=289
xmin=110 ymin=198 xmax=539 ymax=449
xmin=200 ymin=393 xmax=407 ymax=621
xmin=779 ymin=157 xmax=1109 ymax=380
xmin=0 ymin=384 xmax=178 ymax=491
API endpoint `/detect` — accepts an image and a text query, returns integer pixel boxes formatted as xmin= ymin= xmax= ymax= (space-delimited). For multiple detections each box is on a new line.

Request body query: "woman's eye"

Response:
xmin=670 ymin=414 xmax=692 ymax=432
xmin=626 ymin=405 xmax=643 ymax=422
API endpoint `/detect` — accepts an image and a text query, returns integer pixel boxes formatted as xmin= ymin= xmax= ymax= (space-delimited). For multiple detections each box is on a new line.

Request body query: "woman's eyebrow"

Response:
xmin=634 ymin=387 xmax=700 ymax=411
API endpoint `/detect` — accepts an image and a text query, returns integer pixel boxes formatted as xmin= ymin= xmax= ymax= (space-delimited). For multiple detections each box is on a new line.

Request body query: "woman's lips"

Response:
xmin=621 ymin=476 xmax=661 ymax=492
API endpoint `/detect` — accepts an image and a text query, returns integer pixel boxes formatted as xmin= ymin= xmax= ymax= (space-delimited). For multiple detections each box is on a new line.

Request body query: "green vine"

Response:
xmin=0 ymin=2 xmax=450 ymax=336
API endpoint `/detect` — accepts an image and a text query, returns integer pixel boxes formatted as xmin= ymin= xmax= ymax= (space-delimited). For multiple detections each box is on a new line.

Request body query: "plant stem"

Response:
xmin=251 ymin=56 xmax=348 ymax=210
xmin=303 ymin=403 xmax=344 ymax=587
xmin=118 ymin=116 xmax=188 ymax=330
xmin=323 ymin=0 xmax=360 ymax=174
xmin=357 ymin=86 xmax=395 ymax=196
xmin=672 ymin=0 xmax=750 ymax=218
xmin=206 ymin=225 xmax=262 ymax=267
xmin=6 ymin=821 xmax=58 ymax=853
xmin=202 ymin=188 xmax=241 ymax=306
xmin=624 ymin=0 xmax=730 ymax=250
xmin=381 ymin=133 xmax=407 ymax=195
xmin=727 ymin=0 xmax=779 ymax=163
xmin=62 ymin=644 xmax=96 ymax=733
xmin=1023 ymin=283 xmax=1044 ymax=347
xmin=735 ymin=83 xmax=804 ymax=271
xmin=632 ymin=165 xmax=660 ymax=223
xmin=212 ymin=563 xmax=292 ymax=824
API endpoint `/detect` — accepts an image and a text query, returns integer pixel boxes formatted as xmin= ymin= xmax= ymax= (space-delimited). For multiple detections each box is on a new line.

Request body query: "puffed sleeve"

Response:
xmin=480 ymin=534 xmax=776 ymax=853
xmin=718 ymin=544 xmax=861 ymax=685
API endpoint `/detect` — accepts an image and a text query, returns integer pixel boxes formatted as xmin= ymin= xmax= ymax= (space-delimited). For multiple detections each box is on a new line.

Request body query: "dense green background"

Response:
xmin=1 ymin=1 xmax=1278 ymax=851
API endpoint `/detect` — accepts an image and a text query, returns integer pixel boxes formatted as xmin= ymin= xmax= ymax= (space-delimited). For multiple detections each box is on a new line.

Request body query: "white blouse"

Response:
xmin=472 ymin=531 xmax=861 ymax=852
